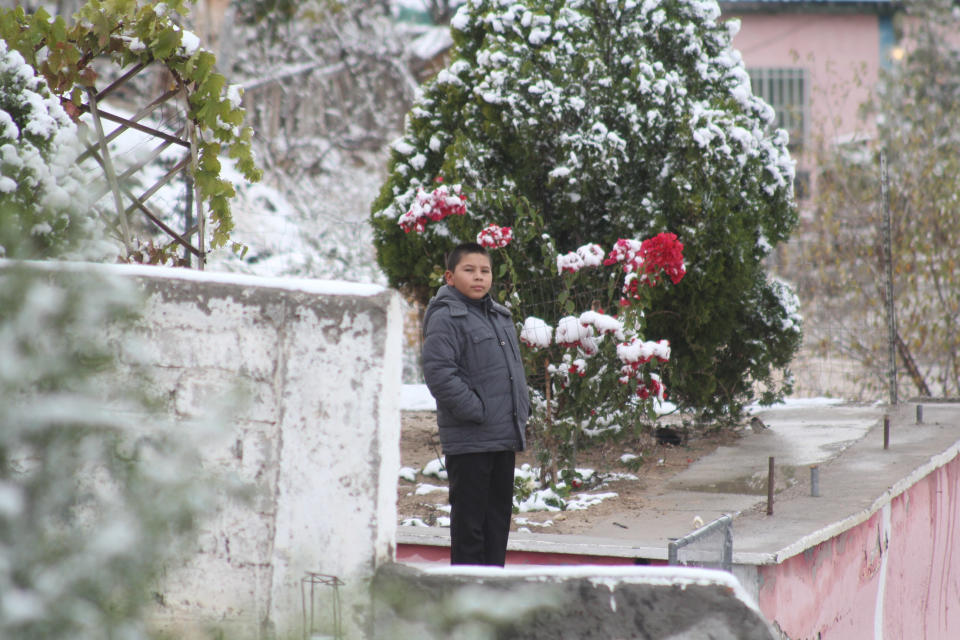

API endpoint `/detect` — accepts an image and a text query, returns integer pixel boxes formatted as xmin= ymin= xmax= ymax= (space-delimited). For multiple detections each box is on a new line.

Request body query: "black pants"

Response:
xmin=445 ymin=450 xmax=516 ymax=566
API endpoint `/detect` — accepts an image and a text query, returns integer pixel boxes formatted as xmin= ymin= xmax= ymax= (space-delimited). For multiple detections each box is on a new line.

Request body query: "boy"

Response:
xmin=421 ymin=242 xmax=530 ymax=566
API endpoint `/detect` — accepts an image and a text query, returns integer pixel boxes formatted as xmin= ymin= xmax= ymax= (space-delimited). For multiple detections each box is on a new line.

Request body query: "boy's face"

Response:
xmin=445 ymin=252 xmax=492 ymax=300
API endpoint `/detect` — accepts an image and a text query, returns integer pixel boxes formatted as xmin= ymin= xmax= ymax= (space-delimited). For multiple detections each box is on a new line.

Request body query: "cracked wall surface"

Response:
xmin=107 ymin=265 xmax=401 ymax=639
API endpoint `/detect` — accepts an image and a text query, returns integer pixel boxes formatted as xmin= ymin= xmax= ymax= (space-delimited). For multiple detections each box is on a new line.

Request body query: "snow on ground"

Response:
xmin=402 ymin=383 xmax=437 ymax=410
xmin=399 ymin=384 xmax=848 ymax=529
xmin=748 ymin=396 xmax=846 ymax=411
xmin=208 ymin=147 xmax=389 ymax=285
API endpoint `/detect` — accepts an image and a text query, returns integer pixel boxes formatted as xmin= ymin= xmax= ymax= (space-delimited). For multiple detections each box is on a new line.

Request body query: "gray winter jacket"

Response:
xmin=422 ymin=285 xmax=529 ymax=455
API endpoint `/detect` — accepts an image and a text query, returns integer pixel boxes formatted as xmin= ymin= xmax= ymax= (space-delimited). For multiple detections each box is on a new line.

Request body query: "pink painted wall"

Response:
xmin=882 ymin=455 xmax=960 ymax=638
xmin=758 ymin=454 xmax=960 ymax=639
xmin=728 ymin=13 xmax=884 ymax=148
xmin=397 ymin=542 xmax=641 ymax=566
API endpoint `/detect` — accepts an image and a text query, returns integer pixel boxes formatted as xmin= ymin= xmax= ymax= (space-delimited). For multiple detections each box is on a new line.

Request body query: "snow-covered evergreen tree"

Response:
xmin=0 ymin=38 xmax=103 ymax=260
xmin=372 ymin=0 xmax=801 ymax=421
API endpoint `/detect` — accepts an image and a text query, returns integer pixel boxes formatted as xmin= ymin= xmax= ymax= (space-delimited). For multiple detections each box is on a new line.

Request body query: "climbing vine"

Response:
xmin=0 ymin=0 xmax=262 ymax=250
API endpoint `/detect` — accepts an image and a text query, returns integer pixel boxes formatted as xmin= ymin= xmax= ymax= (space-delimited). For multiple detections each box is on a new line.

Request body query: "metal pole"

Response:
xmin=810 ymin=465 xmax=820 ymax=497
xmin=883 ymin=414 xmax=890 ymax=450
xmin=880 ymin=152 xmax=898 ymax=405
xmin=766 ymin=457 xmax=775 ymax=516
xmin=183 ymin=166 xmax=194 ymax=266
xmin=86 ymin=88 xmax=132 ymax=255
xmin=188 ymin=119 xmax=206 ymax=270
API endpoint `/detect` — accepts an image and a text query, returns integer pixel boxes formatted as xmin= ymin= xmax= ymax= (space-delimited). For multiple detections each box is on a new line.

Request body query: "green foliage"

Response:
xmin=372 ymin=0 xmax=801 ymax=424
xmin=0 ymin=263 xmax=226 ymax=640
xmin=0 ymin=37 xmax=104 ymax=259
xmin=804 ymin=0 xmax=960 ymax=397
xmin=0 ymin=0 xmax=262 ymax=251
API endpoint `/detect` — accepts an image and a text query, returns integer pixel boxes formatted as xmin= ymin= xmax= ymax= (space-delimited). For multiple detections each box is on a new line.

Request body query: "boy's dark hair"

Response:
xmin=446 ymin=242 xmax=490 ymax=272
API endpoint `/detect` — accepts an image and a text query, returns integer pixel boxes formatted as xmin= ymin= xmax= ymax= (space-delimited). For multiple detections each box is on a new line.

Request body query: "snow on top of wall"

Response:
xmin=2 ymin=260 xmax=387 ymax=298
xmin=418 ymin=563 xmax=762 ymax=611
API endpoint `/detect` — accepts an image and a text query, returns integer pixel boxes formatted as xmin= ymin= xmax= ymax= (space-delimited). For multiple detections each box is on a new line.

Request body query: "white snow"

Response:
xmin=422 ymin=456 xmax=448 ymax=480
xmin=178 ymin=29 xmax=201 ymax=56
xmin=15 ymin=260 xmax=386 ymax=298
xmin=579 ymin=310 xmax=625 ymax=340
xmin=402 ymin=384 xmax=437 ymax=410
xmin=555 ymin=315 xmax=594 ymax=346
xmin=617 ymin=338 xmax=671 ymax=364
xmin=520 ymin=317 xmax=553 ymax=349
xmin=409 ymin=26 xmax=454 ymax=61
xmin=0 ymin=482 xmax=23 ymax=517
xmin=414 ymin=483 xmax=448 ymax=495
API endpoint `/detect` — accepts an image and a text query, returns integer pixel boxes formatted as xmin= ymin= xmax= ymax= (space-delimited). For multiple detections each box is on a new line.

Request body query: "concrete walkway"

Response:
xmin=399 ymin=399 xmax=960 ymax=568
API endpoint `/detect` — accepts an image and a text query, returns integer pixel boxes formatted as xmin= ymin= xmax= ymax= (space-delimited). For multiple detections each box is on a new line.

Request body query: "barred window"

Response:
xmin=748 ymin=67 xmax=807 ymax=149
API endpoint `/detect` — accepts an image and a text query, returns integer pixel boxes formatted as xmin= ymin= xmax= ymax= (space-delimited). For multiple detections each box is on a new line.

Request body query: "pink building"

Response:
xmin=719 ymin=0 xmax=901 ymax=202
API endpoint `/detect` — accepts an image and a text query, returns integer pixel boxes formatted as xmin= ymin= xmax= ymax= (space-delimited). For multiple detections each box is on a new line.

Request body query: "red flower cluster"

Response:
xmin=397 ymin=184 xmax=467 ymax=233
xmin=639 ymin=232 xmax=686 ymax=286
xmin=568 ymin=361 xmax=587 ymax=377
xmin=603 ymin=238 xmax=643 ymax=269
xmin=604 ymin=233 xmax=685 ymax=287
xmin=635 ymin=377 xmax=666 ymax=400
xmin=477 ymin=223 xmax=513 ymax=249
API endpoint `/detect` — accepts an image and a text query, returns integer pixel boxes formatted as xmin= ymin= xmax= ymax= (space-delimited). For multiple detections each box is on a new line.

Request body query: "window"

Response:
xmin=748 ymin=67 xmax=807 ymax=149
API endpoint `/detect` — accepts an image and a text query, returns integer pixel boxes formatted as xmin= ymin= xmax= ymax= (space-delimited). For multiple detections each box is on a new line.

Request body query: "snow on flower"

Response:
xmin=555 ymin=315 xmax=597 ymax=354
xmin=557 ymin=242 xmax=605 ymax=274
xmin=617 ymin=338 xmax=671 ymax=365
xmin=477 ymin=223 xmax=512 ymax=248
xmin=603 ymin=238 xmax=644 ymax=270
xmin=520 ymin=316 xmax=553 ymax=349
xmin=397 ymin=183 xmax=467 ymax=233
xmin=603 ymin=234 xmax=685 ymax=287
xmin=557 ymin=250 xmax=584 ymax=274
xmin=634 ymin=372 xmax=667 ymax=402
xmin=617 ymin=337 xmax=671 ymax=399
xmin=577 ymin=243 xmax=605 ymax=267
xmin=608 ymin=233 xmax=687 ymax=299
xmin=568 ymin=357 xmax=587 ymax=377
xmin=579 ymin=310 xmax=625 ymax=340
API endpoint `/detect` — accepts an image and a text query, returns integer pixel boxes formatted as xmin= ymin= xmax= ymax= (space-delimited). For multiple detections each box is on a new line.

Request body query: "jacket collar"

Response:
xmin=440 ymin=284 xmax=488 ymax=309
xmin=434 ymin=285 xmax=512 ymax=318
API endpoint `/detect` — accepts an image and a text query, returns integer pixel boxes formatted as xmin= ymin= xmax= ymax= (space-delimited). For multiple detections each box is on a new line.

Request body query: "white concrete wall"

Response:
xmin=108 ymin=265 xmax=401 ymax=639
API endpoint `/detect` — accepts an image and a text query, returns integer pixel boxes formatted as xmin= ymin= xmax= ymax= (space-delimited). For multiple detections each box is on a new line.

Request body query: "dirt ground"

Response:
xmin=397 ymin=411 xmax=743 ymax=535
